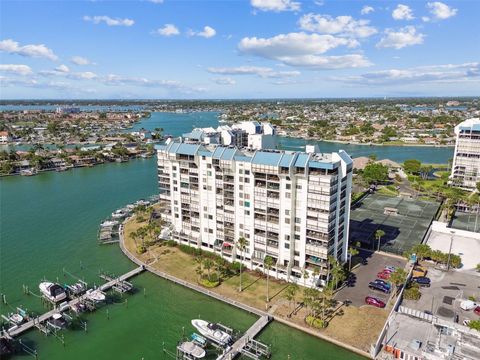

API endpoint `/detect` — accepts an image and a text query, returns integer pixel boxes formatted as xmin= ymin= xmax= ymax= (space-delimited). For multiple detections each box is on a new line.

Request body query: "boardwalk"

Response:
xmin=1 ymin=266 xmax=144 ymax=339
xmin=217 ymin=315 xmax=271 ymax=360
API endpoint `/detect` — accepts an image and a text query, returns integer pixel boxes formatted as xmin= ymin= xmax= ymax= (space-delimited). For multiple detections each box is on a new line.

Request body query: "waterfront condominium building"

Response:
xmin=450 ymin=118 xmax=480 ymax=190
xmin=156 ymin=141 xmax=353 ymax=287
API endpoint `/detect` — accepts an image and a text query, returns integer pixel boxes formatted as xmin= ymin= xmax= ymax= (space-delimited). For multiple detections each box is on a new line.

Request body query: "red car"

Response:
xmin=365 ymin=296 xmax=386 ymax=308
xmin=474 ymin=306 xmax=480 ymax=316
xmin=377 ymin=271 xmax=391 ymax=280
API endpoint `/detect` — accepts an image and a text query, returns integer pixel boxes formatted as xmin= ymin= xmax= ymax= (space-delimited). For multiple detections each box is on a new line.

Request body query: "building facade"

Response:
xmin=156 ymin=141 xmax=353 ymax=287
xmin=450 ymin=118 xmax=480 ymax=190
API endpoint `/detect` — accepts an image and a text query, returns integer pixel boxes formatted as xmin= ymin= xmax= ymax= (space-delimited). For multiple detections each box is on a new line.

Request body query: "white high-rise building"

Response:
xmin=156 ymin=142 xmax=352 ymax=287
xmin=450 ymin=118 xmax=480 ymax=190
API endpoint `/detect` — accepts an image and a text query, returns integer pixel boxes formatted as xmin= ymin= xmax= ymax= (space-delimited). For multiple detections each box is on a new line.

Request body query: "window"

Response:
xmin=285 ymin=209 xmax=290 ymax=215
xmin=239 ymin=193 xmax=243 ymax=198
xmin=239 ymin=169 xmax=243 ymax=174
xmin=239 ymin=185 xmax=244 ymax=190
xmin=285 ymin=218 xmax=290 ymax=224
xmin=286 ymin=184 xmax=291 ymax=190
xmin=245 ymin=178 xmax=250 ymax=183
xmin=245 ymin=194 xmax=250 ymax=199
xmin=174 ymin=187 xmax=178 ymax=191
xmin=173 ymin=166 xmax=177 ymax=170
xmin=207 ymin=171 xmax=212 ymax=176
xmin=245 ymin=210 xmax=250 ymax=215
xmin=295 ymin=217 xmax=301 ymax=223
xmin=286 ymin=192 xmax=291 ymax=198
xmin=295 ymin=226 xmax=300 ymax=232
xmin=294 ymin=234 xmax=300 ymax=240
xmin=207 ymin=164 xmax=212 ymax=168
xmin=285 ymin=235 xmax=290 ymax=240
xmin=174 ymin=200 xmax=178 ymax=205
xmin=240 ymin=224 xmax=244 ymax=229
xmin=296 ymin=184 xmax=302 ymax=189
xmin=245 ymin=170 xmax=250 ymax=175
xmin=244 ymin=201 xmax=250 ymax=207
xmin=204 ymin=206 xmax=207 ymax=211
xmin=239 ymin=200 xmax=244 ymax=206
xmin=284 ymin=243 xmax=290 ymax=249
xmin=239 ymin=177 xmax=244 ymax=182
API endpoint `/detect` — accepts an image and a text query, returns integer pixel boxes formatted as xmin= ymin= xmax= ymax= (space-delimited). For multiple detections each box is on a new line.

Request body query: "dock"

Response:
xmin=217 ymin=315 xmax=271 ymax=360
xmin=1 ymin=266 xmax=144 ymax=340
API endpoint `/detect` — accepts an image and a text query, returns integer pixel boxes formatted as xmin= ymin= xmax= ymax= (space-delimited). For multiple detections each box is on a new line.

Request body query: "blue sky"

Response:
xmin=0 ymin=0 xmax=479 ymax=99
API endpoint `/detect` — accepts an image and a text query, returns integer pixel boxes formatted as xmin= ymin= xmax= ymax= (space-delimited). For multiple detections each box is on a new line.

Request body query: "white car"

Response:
xmin=460 ymin=300 xmax=478 ymax=311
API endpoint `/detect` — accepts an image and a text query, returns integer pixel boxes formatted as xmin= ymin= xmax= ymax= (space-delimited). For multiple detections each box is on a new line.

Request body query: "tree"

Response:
xmin=302 ymin=269 xmax=310 ymax=288
xmin=348 ymin=247 xmax=359 ymax=271
xmin=476 ymin=263 xmax=480 ymax=273
xmin=375 ymin=229 xmax=386 ymax=252
xmin=264 ymin=256 xmax=274 ymax=302
xmin=362 ymin=163 xmax=389 ymax=184
xmin=203 ymin=258 xmax=214 ymax=281
xmin=285 ymin=284 xmax=298 ymax=314
xmin=328 ymin=256 xmax=346 ymax=290
xmin=236 ymin=237 xmax=247 ymax=292
xmin=404 ymin=244 xmax=432 ymax=262
xmin=403 ymin=159 xmax=422 ymax=174
xmin=389 ymin=268 xmax=407 ymax=292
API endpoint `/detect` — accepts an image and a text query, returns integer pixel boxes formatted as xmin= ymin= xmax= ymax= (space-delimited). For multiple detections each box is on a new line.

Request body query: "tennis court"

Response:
xmin=349 ymin=194 xmax=440 ymax=255
xmin=451 ymin=211 xmax=480 ymax=233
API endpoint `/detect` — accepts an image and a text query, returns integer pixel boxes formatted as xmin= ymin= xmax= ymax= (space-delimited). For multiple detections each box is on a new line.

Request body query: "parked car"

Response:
xmin=369 ymin=281 xmax=391 ymax=293
xmin=412 ymin=265 xmax=428 ymax=278
xmin=365 ymin=296 xmax=386 ymax=308
xmin=475 ymin=307 xmax=480 ymax=316
xmin=377 ymin=271 xmax=391 ymax=280
xmin=374 ymin=279 xmax=392 ymax=289
xmin=460 ymin=300 xmax=478 ymax=311
xmin=412 ymin=277 xmax=431 ymax=287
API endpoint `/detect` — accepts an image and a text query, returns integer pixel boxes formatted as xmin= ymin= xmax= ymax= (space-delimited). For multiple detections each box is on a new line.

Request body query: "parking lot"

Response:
xmin=335 ymin=250 xmax=407 ymax=307
xmin=403 ymin=266 xmax=480 ymax=324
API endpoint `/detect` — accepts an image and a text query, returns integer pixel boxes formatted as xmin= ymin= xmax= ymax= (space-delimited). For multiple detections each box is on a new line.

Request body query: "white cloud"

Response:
xmin=213 ymin=77 xmax=236 ymax=85
xmin=0 ymin=64 xmax=33 ymax=75
xmin=83 ymin=15 xmax=134 ymax=27
xmin=148 ymin=0 xmax=164 ymax=3
xmin=298 ymin=13 xmax=377 ymax=38
xmin=207 ymin=66 xmax=300 ymax=78
xmin=188 ymin=26 xmax=216 ymax=38
xmin=0 ymin=39 xmax=58 ymax=61
xmin=422 ymin=16 xmax=430 ymax=22
xmin=332 ymin=62 xmax=480 ymax=86
xmin=361 ymin=6 xmax=374 ymax=15
xmin=100 ymin=74 xmax=205 ymax=94
xmin=153 ymin=24 xmax=180 ymax=37
xmin=237 ymin=32 xmax=369 ymax=69
xmin=377 ymin=26 xmax=424 ymax=49
xmin=250 ymin=0 xmax=300 ymax=12
xmin=197 ymin=26 xmax=216 ymax=38
xmin=71 ymin=71 xmax=97 ymax=80
xmin=70 ymin=56 xmax=92 ymax=65
xmin=392 ymin=4 xmax=414 ymax=20
xmin=55 ymin=64 xmax=70 ymax=73
xmin=427 ymin=2 xmax=457 ymax=20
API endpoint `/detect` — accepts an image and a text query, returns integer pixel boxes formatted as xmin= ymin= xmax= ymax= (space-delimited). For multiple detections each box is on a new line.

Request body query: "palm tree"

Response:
xmin=389 ymin=268 xmax=407 ymax=295
xmin=348 ymin=247 xmax=359 ymax=271
xmin=302 ymin=269 xmax=310 ymax=288
xmin=375 ymin=229 xmax=386 ymax=252
xmin=285 ymin=284 xmax=298 ymax=313
xmin=264 ymin=256 xmax=274 ymax=302
xmin=236 ymin=237 xmax=247 ymax=292
xmin=203 ymin=258 xmax=214 ymax=281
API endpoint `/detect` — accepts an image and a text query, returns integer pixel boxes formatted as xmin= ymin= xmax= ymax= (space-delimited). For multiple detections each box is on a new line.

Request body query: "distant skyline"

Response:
xmin=0 ymin=0 xmax=479 ymax=99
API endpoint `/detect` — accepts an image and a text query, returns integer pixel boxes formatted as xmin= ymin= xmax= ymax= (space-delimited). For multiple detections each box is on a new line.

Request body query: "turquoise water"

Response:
xmin=0 ymin=112 xmax=365 ymax=359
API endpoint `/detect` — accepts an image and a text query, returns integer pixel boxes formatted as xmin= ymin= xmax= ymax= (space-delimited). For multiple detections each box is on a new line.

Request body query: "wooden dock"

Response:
xmin=217 ymin=316 xmax=271 ymax=360
xmin=1 ymin=266 xmax=144 ymax=340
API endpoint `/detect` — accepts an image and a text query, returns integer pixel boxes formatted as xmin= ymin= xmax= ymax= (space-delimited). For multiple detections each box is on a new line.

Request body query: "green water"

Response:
xmin=0 ymin=112 xmax=365 ymax=359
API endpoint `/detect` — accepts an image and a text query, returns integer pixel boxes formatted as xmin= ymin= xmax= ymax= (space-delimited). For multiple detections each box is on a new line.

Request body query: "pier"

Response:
xmin=1 ymin=266 xmax=144 ymax=340
xmin=217 ymin=316 xmax=271 ymax=360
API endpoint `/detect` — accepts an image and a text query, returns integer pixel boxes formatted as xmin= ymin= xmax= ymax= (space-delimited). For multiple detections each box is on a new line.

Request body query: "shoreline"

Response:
xmin=118 ymin=221 xmax=372 ymax=359
xmin=278 ymin=135 xmax=455 ymax=148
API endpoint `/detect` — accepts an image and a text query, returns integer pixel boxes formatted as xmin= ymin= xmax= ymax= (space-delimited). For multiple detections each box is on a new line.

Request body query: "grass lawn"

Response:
xmin=123 ymin=213 xmax=387 ymax=352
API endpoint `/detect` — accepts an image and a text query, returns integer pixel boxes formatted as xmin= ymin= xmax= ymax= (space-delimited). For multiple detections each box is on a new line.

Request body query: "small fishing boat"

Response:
xmin=70 ymin=302 xmax=86 ymax=314
xmin=86 ymin=289 xmax=106 ymax=303
xmin=39 ymin=282 xmax=67 ymax=303
xmin=66 ymin=282 xmax=87 ymax=296
xmin=191 ymin=333 xmax=207 ymax=347
xmin=191 ymin=320 xmax=232 ymax=346
xmin=46 ymin=313 xmax=67 ymax=330
xmin=177 ymin=341 xmax=206 ymax=359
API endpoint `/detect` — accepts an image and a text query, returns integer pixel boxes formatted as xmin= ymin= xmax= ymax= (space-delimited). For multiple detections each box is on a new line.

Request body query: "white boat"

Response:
xmin=100 ymin=220 xmax=118 ymax=227
xmin=111 ymin=210 xmax=127 ymax=219
xmin=46 ymin=313 xmax=67 ymax=330
xmin=86 ymin=289 xmax=106 ymax=303
xmin=9 ymin=313 xmax=24 ymax=325
xmin=191 ymin=320 xmax=232 ymax=346
xmin=177 ymin=341 xmax=206 ymax=359
xmin=66 ymin=282 xmax=87 ymax=295
xmin=39 ymin=282 xmax=67 ymax=303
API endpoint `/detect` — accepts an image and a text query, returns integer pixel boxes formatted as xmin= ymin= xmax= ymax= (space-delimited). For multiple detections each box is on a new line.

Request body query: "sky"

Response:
xmin=0 ymin=0 xmax=479 ymax=99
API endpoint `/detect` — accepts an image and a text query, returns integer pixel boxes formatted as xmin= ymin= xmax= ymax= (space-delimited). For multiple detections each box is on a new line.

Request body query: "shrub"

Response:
xmin=166 ymin=240 xmax=177 ymax=247
xmin=468 ymin=320 xmax=480 ymax=331
xmin=136 ymin=245 xmax=146 ymax=254
xmin=404 ymin=283 xmax=421 ymax=300
xmin=199 ymin=274 xmax=220 ymax=288
xmin=305 ymin=315 xmax=326 ymax=329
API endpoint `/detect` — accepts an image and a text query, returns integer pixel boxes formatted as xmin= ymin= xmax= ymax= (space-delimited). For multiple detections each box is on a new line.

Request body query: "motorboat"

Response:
xmin=66 ymin=282 xmax=87 ymax=296
xmin=86 ymin=289 xmax=106 ymax=303
xmin=39 ymin=282 xmax=67 ymax=303
xmin=70 ymin=302 xmax=86 ymax=314
xmin=177 ymin=341 xmax=206 ymax=359
xmin=111 ymin=210 xmax=127 ymax=219
xmin=100 ymin=220 xmax=119 ymax=227
xmin=191 ymin=319 xmax=232 ymax=346
xmin=8 ymin=313 xmax=24 ymax=325
xmin=46 ymin=313 xmax=67 ymax=330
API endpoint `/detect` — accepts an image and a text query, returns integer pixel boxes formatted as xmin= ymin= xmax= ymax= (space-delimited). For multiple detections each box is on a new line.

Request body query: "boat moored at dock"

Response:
xmin=191 ymin=320 xmax=232 ymax=347
xmin=177 ymin=341 xmax=206 ymax=359
xmin=39 ymin=282 xmax=67 ymax=303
